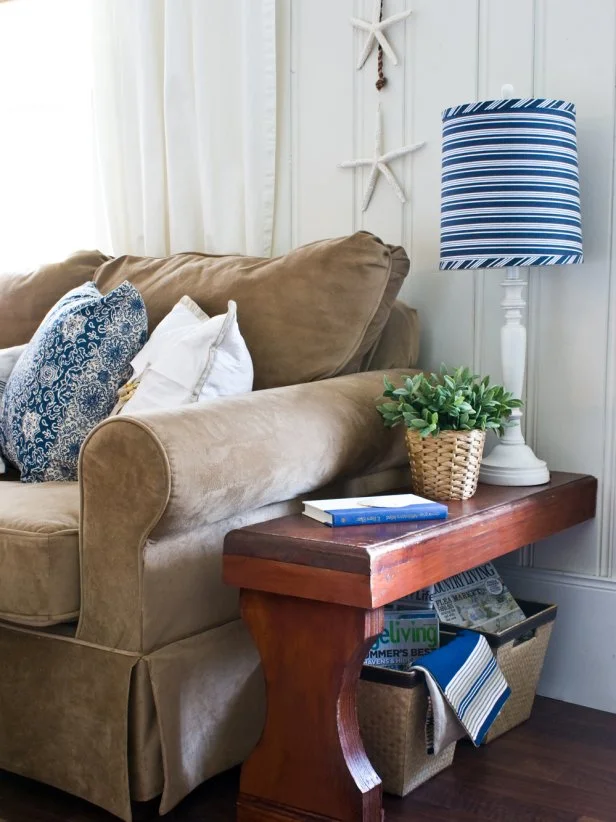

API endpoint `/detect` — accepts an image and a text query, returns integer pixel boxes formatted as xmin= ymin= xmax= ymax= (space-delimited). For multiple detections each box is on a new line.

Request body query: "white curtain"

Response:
xmin=92 ymin=0 xmax=277 ymax=258
xmin=0 ymin=0 xmax=97 ymax=270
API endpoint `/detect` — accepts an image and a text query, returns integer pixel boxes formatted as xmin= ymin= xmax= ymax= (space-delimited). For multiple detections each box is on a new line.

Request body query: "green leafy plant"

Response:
xmin=377 ymin=365 xmax=523 ymax=439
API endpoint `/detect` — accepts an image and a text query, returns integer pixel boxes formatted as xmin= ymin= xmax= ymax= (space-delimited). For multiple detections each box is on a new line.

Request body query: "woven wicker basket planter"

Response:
xmin=358 ymin=668 xmax=456 ymax=797
xmin=405 ymin=428 xmax=486 ymax=501
xmin=442 ymin=600 xmax=557 ymax=743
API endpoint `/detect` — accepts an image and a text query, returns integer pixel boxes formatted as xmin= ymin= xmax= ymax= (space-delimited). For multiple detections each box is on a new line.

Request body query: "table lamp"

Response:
xmin=439 ymin=87 xmax=583 ymax=486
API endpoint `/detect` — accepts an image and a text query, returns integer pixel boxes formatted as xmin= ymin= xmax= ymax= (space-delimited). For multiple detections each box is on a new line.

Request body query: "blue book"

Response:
xmin=302 ymin=493 xmax=448 ymax=527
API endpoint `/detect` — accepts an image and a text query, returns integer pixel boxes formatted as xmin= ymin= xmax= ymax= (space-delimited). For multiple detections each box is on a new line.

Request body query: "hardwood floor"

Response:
xmin=0 ymin=697 xmax=614 ymax=821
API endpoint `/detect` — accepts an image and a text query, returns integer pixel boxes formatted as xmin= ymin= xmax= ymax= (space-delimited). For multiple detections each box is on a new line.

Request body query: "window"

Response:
xmin=0 ymin=0 xmax=97 ymax=270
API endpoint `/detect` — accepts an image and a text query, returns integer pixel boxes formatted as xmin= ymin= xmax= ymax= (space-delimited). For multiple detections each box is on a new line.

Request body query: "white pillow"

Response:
xmin=130 ymin=295 xmax=208 ymax=380
xmin=118 ymin=297 xmax=253 ymax=415
xmin=0 ymin=344 xmax=28 ymax=473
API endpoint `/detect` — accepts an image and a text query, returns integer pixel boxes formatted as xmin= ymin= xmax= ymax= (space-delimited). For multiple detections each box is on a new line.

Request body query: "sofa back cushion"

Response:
xmin=362 ymin=301 xmax=420 ymax=371
xmin=93 ymin=232 xmax=409 ymax=389
xmin=0 ymin=250 xmax=111 ymax=348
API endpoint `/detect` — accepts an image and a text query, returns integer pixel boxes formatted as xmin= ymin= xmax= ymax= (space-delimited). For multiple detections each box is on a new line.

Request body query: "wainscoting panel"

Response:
xmin=290 ymin=0 xmax=357 ymax=247
xmin=476 ymin=0 xmax=534 ymax=387
xmin=505 ymin=567 xmax=616 ymax=713
xmin=358 ymin=0 xmax=408 ymax=245
xmin=399 ymin=0 xmax=479 ymax=371
xmin=529 ymin=0 xmax=615 ymax=576
xmin=276 ymin=0 xmax=616 ymax=708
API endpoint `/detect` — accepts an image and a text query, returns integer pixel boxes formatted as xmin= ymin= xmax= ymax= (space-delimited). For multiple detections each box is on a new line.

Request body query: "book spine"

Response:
xmin=329 ymin=508 xmax=447 ymax=527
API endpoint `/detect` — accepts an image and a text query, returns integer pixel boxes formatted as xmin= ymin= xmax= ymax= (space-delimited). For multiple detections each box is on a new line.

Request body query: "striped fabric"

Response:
xmin=440 ymin=97 xmax=583 ymax=269
xmin=414 ymin=629 xmax=510 ymax=749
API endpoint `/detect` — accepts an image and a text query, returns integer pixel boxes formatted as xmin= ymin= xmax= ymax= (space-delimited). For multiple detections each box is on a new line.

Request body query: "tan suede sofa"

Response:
xmin=0 ymin=233 xmax=418 ymax=820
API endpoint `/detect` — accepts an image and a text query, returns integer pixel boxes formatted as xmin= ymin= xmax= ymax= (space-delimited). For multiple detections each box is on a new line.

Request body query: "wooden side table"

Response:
xmin=223 ymin=472 xmax=597 ymax=822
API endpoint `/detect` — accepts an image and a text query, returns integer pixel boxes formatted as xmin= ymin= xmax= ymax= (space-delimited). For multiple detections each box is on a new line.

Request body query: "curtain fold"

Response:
xmin=92 ymin=0 xmax=277 ymax=258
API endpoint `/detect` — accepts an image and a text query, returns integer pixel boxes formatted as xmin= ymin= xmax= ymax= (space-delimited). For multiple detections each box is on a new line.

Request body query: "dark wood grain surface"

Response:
xmin=222 ymin=472 xmax=598 ymax=822
xmin=237 ymin=591 xmax=384 ymax=822
xmin=224 ymin=472 xmax=597 ymax=608
xmin=0 ymin=697 xmax=614 ymax=821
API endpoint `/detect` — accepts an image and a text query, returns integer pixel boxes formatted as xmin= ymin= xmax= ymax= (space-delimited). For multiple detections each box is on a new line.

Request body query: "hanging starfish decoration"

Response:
xmin=351 ymin=0 xmax=412 ymax=69
xmin=339 ymin=105 xmax=425 ymax=212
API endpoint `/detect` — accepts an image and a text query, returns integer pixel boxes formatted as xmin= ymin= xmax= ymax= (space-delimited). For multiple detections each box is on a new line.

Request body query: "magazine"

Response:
xmin=393 ymin=562 xmax=526 ymax=634
xmin=364 ymin=609 xmax=439 ymax=668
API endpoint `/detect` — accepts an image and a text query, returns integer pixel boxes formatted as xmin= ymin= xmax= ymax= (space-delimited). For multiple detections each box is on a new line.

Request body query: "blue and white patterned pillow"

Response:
xmin=0 ymin=281 xmax=147 ymax=482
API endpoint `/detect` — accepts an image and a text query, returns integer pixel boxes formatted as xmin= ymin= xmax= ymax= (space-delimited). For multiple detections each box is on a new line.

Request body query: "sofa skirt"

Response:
xmin=0 ymin=619 xmax=264 ymax=820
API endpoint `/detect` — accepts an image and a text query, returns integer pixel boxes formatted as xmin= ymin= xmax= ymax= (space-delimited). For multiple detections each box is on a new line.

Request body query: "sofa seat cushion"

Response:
xmin=0 ymin=475 xmax=80 ymax=625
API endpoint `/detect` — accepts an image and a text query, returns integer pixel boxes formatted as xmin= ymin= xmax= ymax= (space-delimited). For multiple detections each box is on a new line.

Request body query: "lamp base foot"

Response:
xmin=479 ymin=443 xmax=550 ymax=486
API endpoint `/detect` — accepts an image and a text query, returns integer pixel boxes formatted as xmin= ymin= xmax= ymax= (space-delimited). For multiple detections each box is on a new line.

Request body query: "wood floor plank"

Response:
xmin=0 ymin=697 xmax=614 ymax=821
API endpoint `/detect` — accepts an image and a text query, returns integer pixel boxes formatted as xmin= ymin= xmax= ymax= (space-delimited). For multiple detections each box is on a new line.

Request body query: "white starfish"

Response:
xmin=339 ymin=105 xmax=425 ymax=212
xmin=351 ymin=0 xmax=412 ymax=69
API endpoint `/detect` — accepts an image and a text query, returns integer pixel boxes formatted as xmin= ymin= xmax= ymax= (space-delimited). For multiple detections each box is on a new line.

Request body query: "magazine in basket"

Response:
xmin=395 ymin=562 xmax=526 ymax=633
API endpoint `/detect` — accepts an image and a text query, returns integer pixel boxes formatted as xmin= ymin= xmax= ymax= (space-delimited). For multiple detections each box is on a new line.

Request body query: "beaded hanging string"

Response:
xmin=342 ymin=0 xmax=424 ymax=210
xmin=375 ymin=0 xmax=387 ymax=91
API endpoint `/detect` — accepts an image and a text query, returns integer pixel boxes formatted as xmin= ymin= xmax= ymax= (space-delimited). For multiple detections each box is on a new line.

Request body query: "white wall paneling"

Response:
xmin=272 ymin=0 xmax=292 ymax=255
xmin=277 ymin=0 xmax=616 ymax=709
xmin=403 ymin=0 xmax=479 ymax=371
xmin=531 ymin=0 xmax=615 ymax=576
xmin=358 ymin=0 xmax=407 ymax=244
xmin=290 ymin=0 xmax=357 ymax=245
xmin=505 ymin=567 xmax=616 ymax=713
xmin=477 ymin=0 xmax=534 ymax=388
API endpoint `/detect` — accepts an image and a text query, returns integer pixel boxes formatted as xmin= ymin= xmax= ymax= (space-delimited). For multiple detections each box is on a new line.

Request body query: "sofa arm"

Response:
xmin=77 ymin=371 xmax=410 ymax=650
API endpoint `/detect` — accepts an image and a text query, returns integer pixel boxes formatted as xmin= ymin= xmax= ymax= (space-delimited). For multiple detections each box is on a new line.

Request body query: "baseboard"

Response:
xmin=500 ymin=567 xmax=616 ymax=714
xmin=503 ymin=566 xmax=616 ymax=592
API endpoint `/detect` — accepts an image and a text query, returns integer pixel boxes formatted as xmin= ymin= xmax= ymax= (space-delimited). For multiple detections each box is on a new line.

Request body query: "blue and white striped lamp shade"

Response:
xmin=440 ymin=98 xmax=583 ymax=270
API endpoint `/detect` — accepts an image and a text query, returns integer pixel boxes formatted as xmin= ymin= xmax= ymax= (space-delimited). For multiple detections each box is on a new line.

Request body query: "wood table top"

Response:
xmin=223 ymin=472 xmax=597 ymax=608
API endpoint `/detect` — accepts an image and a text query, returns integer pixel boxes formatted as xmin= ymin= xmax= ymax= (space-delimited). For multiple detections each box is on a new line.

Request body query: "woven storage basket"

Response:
xmin=405 ymin=429 xmax=485 ymax=501
xmin=358 ymin=667 xmax=456 ymax=797
xmin=442 ymin=600 xmax=557 ymax=743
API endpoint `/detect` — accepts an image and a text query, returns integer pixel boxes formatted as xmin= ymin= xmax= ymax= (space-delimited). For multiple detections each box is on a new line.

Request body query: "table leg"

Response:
xmin=237 ymin=589 xmax=384 ymax=822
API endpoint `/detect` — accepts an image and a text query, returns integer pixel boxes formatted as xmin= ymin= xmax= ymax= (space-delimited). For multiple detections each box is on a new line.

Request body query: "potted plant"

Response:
xmin=377 ymin=366 xmax=523 ymax=501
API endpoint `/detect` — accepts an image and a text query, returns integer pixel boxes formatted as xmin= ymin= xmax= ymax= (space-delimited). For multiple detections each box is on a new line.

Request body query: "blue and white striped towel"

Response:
xmin=413 ymin=630 xmax=511 ymax=754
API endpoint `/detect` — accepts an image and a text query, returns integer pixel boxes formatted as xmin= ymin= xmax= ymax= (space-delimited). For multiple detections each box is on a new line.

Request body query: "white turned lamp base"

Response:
xmin=479 ymin=442 xmax=549 ymax=486
xmin=479 ymin=265 xmax=550 ymax=487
